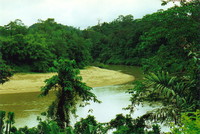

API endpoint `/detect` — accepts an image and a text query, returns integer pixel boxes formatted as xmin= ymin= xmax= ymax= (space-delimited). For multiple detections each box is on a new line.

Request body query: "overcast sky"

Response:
xmin=0 ymin=0 xmax=175 ymax=29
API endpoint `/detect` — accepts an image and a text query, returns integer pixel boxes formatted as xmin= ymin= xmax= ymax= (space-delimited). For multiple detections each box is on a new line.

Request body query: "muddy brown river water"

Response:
xmin=0 ymin=65 xmax=170 ymax=131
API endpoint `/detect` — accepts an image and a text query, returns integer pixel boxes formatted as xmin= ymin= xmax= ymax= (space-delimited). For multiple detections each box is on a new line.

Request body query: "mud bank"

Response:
xmin=0 ymin=66 xmax=135 ymax=94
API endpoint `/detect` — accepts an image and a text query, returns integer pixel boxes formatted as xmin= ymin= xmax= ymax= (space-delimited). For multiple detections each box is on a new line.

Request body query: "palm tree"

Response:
xmin=5 ymin=112 xmax=14 ymax=134
xmin=40 ymin=59 xmax=100 ymax=128
xmin=0 ymin=111 xmax=6 ymax=134
xmin=129 ymin=71 xmax=197 ymax=124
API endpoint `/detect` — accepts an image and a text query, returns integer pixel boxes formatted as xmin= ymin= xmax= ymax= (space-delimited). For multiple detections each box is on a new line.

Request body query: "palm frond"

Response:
xmin=144 ymin=105 xmax=180 ymax=124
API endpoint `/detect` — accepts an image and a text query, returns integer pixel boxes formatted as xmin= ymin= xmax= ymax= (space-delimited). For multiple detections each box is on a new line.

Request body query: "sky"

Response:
xmin=0 ymin=0 xmax=176 ymax=29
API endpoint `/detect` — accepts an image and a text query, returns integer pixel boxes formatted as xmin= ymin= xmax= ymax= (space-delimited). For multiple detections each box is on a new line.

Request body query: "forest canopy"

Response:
xmin=0 ymin=0 xmax=199 ymax=133
xmin=0 ymin=0 xmax=199 ymax=75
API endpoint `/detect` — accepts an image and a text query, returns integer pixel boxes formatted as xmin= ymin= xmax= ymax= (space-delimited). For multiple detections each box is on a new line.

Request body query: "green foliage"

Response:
xmin=0 ymin=60 xmax=13 ymax=84
xmin=1 ymin=19 xmax=27 ymax=36
xmin=28 ymin=18 xmax=92 ymax=68
xmin=66 ymin=127 xmax=75 ymax=134
xmin=0 ymin=18 xmax=92 ymax=72
xmin=40 ymin=59 xmax=100 ymax=128
xmin=74 ymin=115 xmax=105 ymax=134
xmin=0 ymin=0 xmax=199 ymax=73
xmin=0 ymin=1 xmax=199 ymax=133
xmin=171 ymin=110 xmax=200 ymax=134
xmin=1 ymin=112 xmax=68 ymax=134
xmin=0 ymin=111 xmax=163 ymax=134
xmin=83 ymin=0 xmax=200 ymax=76
xmin=12 ymin=120 xmax=66 ymax=134
xmin=0 ymin=111 xmax=6 ymax=134
xmin=108 ymin=114 xmax=161 ymax=134
xmin=128 ymin=71 xmax=199 ymax=124
xmin=5 ymin=112 xmax=15 ymax=134
xmin=0 ymin=31 xmax=54 ymax=72
xmin=90 ymin=62 xmax=108 ymax=68
xmin=0 ymin=111 xmax=15 ymax=134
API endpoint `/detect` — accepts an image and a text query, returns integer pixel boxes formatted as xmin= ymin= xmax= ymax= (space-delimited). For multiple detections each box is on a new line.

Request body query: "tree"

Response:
xmin=5 ymin=112 xmax=14 ymax=134
xmin=0 ymin=59 xmax=13 ymax=84
xmin=128 ymin=71 xmax=199 ymax=124
xmin=40 ymin=59 xmax=99 ymax=128
xmin=161 ymin=0 xmax=199 ymax=6
xmin=108 ymin=114 xmax=160 ymax=134
xmin=74 ymin=115 xmax=104 ymax=134
xmin=0 ymin=111 xmax=6 ymax=134
xmin=139 ymin=0 xmax=200 ymax=74
xmin=2 ymin=19 xmax=27 ymax=36
xmin=28 ymin=18 xmax=92 ymax=68
xmin=0 ymin=111 xmax=15 ymax=134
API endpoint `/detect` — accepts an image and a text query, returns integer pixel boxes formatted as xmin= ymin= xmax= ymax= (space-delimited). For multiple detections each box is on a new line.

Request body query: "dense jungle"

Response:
xmin=0 ymin=0 xmax=199 ymax=133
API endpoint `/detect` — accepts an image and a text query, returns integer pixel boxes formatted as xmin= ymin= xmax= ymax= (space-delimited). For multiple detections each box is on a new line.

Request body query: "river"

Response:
xmin=0 ymin=65 xmax=169 ymax=131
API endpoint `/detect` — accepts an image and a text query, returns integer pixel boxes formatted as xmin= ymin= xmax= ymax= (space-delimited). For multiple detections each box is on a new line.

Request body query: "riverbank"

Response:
xmin=0 ymin=66 xmax=135 ymax=94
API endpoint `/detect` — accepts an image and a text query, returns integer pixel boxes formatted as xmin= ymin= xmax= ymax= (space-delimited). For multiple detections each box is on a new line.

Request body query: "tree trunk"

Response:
xmin=56 ymin=89 xmax=67 ymax=129
xmin=8 ymin=122 xmax=11 ymax=134
xmin=5 ymin=122 xmax=8 ymax=134
xmin=0 ymin=120 xmax=3 ymax=134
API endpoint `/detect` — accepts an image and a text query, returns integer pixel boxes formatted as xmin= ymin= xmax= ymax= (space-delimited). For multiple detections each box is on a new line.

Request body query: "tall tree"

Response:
xmin=0 ymin=111 xmax=6 ymax=134
xmin=40 ymin=59 xmax=99 ymax=128
xmin=5 ymin=112 xmax=14 ymax=134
